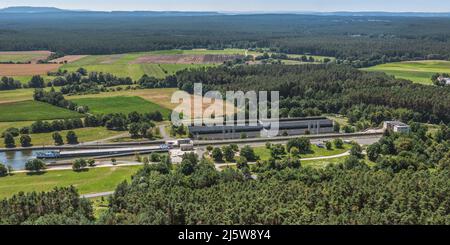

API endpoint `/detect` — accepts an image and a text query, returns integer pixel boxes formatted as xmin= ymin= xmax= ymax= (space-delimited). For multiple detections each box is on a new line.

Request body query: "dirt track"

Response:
xmin=49 ymin=55 xmax=87 ymax=64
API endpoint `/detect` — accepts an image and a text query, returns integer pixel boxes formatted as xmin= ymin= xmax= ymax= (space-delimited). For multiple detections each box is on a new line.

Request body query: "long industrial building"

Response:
xmin=188 ymin=117 xmax=334 ymax=140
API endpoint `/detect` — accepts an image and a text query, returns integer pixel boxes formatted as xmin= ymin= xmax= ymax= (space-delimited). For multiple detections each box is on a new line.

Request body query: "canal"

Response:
xmin=0 ymin=150 xmax=57 ymax=170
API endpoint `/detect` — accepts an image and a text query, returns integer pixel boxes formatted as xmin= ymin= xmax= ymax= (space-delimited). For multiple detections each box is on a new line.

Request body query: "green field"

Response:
xmin=362 ymin=60 xmax=450 ymax=84
xmin=71 ymin=96 xmax=172 ymax=118
xmin=302 ymin=156 xmax=349 ymax=169
xmin=0 ymin=88 xmax=36 ymax=103
xmin=285 ymin=54 xmax=335 ymax=62
xmin=0 ymin=100 xmax=83 ymax=122
xmin=0 ymin=121 xmax=33 ymax=134
xmin=253 ymin=143 xmax=351 ymax=161
xmin=61 ymin=49 xmax=246 ymax=80
xmin=0 ymin=165 xmax=142 ymax=200
xmin=0 ymin=127 xmax=124 ymax=147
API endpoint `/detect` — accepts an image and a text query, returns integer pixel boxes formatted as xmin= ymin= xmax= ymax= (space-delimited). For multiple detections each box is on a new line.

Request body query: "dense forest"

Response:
xmin=2 ymin=123 xmax=449 ymax=224
xmin=1 ymin=113 xmax=449 ymax=225
xmin=171 ymin=64 xmax=450 ymax=125
xmin=2 ymin=13 xmax=450 ymax=66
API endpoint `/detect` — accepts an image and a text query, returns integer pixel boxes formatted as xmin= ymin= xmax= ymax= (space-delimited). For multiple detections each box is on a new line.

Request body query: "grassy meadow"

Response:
xmin=0 ymin=100 xmax=83 ymax=122
xmin=0 ymin=165 xmax=142 ymax=200
xmin=0 ymin=127 xmax=124 ymax=147
xmin=362 ymin=60 xmax=450 ymax=84
xmin=71 ymin=96 xmax=172 ymax=118
xmin=253 ymin=143 xmax=351 ymax=161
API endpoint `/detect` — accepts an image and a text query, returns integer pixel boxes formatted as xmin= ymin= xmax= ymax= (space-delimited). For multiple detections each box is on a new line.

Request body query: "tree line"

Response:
xmin=3 ymin=14 xmax=450 ymax=67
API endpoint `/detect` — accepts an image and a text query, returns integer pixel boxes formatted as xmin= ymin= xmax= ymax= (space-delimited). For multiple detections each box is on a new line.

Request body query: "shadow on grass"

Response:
xmin=74 ymin=168 xmax=90 ymax=173
xmin=26 ymin=171 xmax=48 ymax=176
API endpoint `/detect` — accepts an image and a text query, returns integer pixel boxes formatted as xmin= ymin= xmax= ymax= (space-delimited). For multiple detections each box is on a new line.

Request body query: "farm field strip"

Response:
xmin=362 ymin=60 xmax=450 ymax=84
xmin=0 ymin=127 xmax=124 ymax=148
xmin=70 ymin=96 xmax=172 ymax=118
xmin=0 ymin=50 xmax=52 ymax=63
xmin=49 ymin=55 xmax=88 ymax=64
xmin=0 ymin=100 xmax=83 ymax=122
xmin=0 ymin=63 xmax=60 ymax=76
xmin=0 ymin=165 xmax=142 ymax=200
xmin=60 ymin=49 xmax=246 ymax=79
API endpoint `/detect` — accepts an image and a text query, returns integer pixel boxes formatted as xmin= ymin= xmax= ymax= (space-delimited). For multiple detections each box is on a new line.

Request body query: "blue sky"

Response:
xmin=1 ymin=0 xmax=450 ymax=12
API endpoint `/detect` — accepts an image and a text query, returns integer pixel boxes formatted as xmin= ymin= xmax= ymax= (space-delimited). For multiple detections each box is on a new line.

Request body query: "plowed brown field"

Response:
xmin=0 ymin=64 xmax=61 ymax=76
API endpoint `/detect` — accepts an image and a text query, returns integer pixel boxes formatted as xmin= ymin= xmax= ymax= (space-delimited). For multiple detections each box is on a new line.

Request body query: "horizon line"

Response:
xmin=2 ymin=6 xmax=450 ymax=14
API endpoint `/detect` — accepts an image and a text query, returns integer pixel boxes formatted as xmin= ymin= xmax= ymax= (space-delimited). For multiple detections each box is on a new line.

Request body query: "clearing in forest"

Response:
xmin=362 ymin=60 xmax=450 ymax=85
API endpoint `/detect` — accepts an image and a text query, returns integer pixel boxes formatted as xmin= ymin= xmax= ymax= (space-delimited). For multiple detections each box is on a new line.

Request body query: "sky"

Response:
xmin=1 ymin=0 xmax=450 ymax=12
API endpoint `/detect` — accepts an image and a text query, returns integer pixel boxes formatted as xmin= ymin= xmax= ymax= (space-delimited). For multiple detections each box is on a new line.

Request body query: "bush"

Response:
xmin=4 ymin=132 xmax=15 ymax=148
xmin=240 ymin=145 xmax=257 ymax=161
xmin=290 ymin=147 xmax=300 ymax=157
xmin=350 ymin=143 xmax=364 ymax=159
xmin=236 ymin=156 xmax=249 ymax=170
xmin=325 ymin=141 xmax=333 ymax=150
xmin=2 ymin=127 xmax=19 ymax=137
xmin=230 ymin=144 xmax=239 ymax=152
xmin=87 ymin=159 xmax=96 ymax=167
xmin=222 ymin=146 xmax=235 ymax=162
xmin=149 ymin=153 xmax=160 ymax=162
xmin=0 ymin=163 xmax=8 ymax=177
xmin=20 ymin=127 xmax=30 ymax=135
xmin=287 ymin=137 xmax=311 ymax=154
xmin=20 ymin=135 xmax=32 ymax=147
xmin=270 ymin=144 xmax=286 ymax=159
xmin=333 ymin=139 xmax=344 ymax=149
xmin=367 ymin=143 xmax=381 ymax=161
xmin=72 ymin=159 xmax=87 ymax=171
xmin=52 ymin=132 xmax=64 ymax=145
xmin=66 ymin=131 xmax=78 ymax=145
xmin=211 ymin=148 xmax=223 ymax=162
xmin=25 ymin=159 xmax=46 ymax=172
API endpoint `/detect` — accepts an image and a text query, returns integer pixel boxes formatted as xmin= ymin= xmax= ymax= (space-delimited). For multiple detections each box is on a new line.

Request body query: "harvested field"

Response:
xmin=0 ymin=50 xmax=52 ymax=64
xmin=132 ymin=54 xmax=243 ymax=64
xmin=67 ymin=88 xmax=236 ymax=118
xmin=49 ymin=55 xmax=88 ymax=64
xmin=0 ymin=64 xmax=60 ymax=76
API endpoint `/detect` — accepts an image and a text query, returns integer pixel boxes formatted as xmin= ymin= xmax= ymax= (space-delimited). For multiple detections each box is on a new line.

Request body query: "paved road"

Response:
xmin=159 ymin=124 xmax=171 ymax=140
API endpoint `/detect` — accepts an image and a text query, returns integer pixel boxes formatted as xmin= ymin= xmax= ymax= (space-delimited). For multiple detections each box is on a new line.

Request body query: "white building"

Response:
xmin=383 ymin=121 xmax=410 ymax=133
xmin=437 ymin=76 xmax=450 ymax=85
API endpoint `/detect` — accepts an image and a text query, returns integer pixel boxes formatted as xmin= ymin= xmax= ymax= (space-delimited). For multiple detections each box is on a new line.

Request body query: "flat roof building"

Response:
xmin=383 ymin=121 xmax=410 ymax=133
xmin=188 ymin=117 xmax=334 ymax=140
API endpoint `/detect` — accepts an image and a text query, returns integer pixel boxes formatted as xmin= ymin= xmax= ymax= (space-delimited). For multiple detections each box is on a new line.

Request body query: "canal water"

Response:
xmin=0 ymin=150 xmax=44 ymax=170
